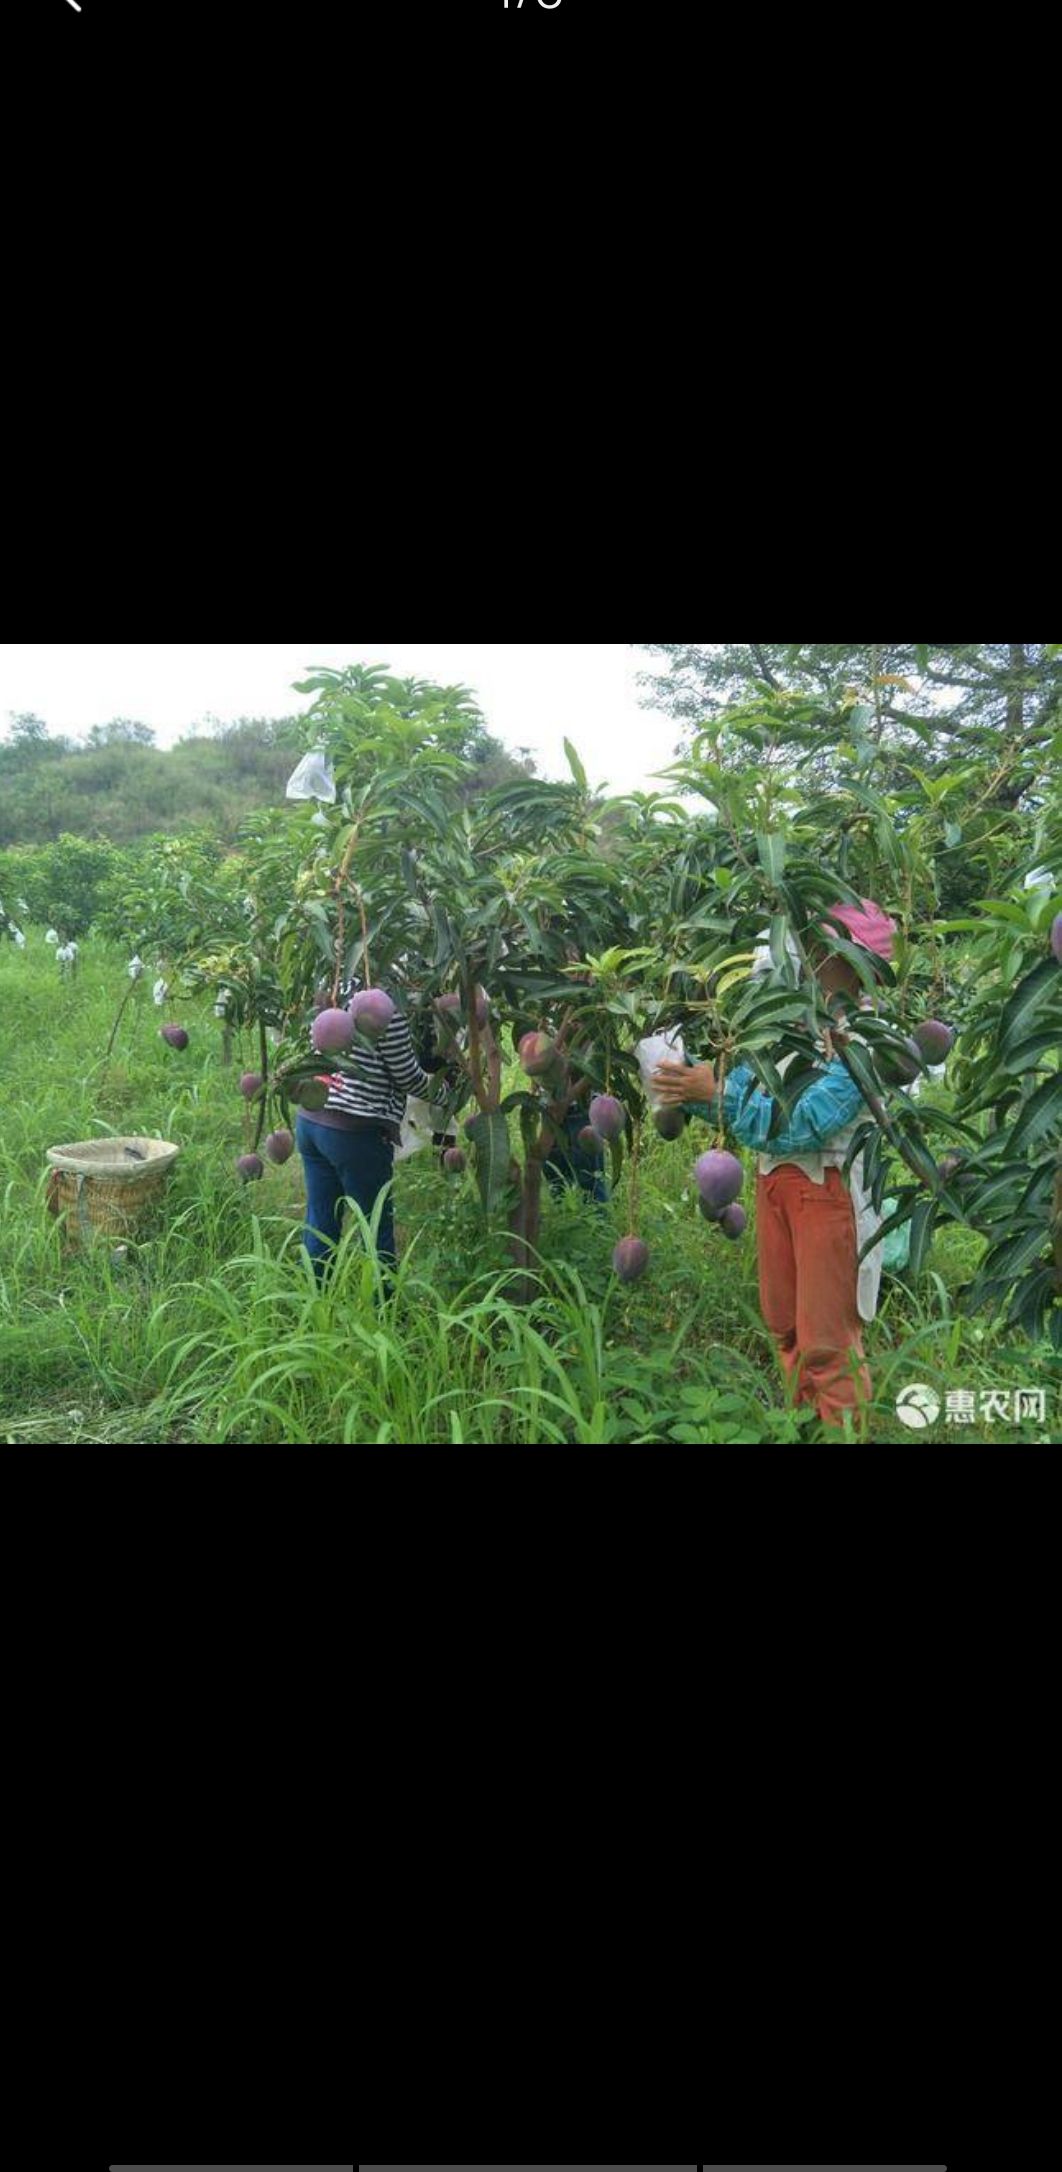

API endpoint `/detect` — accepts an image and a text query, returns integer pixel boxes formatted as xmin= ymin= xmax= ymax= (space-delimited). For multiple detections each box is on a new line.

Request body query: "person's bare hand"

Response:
xmin=653 ymin=1058 xmax=715 ymax=1105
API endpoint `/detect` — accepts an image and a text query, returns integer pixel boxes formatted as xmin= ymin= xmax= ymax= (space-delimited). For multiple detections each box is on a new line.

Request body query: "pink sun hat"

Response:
xmin=819 ymin=897 xmax=897 ymax=961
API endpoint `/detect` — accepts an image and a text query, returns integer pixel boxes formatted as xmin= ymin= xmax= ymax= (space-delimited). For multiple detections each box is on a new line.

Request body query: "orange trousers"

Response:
xmin=756 ymin=1164 xmax=872 ymax=1431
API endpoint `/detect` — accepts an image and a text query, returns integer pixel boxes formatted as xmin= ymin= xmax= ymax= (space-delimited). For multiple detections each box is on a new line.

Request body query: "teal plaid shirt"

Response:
xmin=687 ymin=1059 xmax=865 ymax=1154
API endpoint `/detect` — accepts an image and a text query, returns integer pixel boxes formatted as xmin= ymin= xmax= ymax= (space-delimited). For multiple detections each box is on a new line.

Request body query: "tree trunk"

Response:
xmin=508 ymin=1152 xmax=544 ymax=1303
xmin=993 ymin=642 xmax=1030 ymax=808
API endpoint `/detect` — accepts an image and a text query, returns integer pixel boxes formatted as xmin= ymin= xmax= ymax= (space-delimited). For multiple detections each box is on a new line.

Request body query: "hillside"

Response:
xmin=0 ymin=717 xmax=304 ymax=846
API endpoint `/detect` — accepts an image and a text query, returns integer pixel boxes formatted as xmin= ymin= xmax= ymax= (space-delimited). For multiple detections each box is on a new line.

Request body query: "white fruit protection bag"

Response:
xmin=634 ymin=1028 xmax=686 ymax=1110
xmin=285 ymin=748 xmax=336 ymax=802
xmin=395 ymin=1095 xmax=458 ymax=1163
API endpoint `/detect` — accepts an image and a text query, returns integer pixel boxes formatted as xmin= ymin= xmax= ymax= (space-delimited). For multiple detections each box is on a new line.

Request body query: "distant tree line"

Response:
xmin=0 ymin=705 xmax=534 ymax=849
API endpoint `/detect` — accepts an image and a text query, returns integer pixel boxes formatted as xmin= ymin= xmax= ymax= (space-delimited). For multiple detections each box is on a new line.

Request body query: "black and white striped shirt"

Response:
xmin=312 ymin=1009 xmax=437 ymax=1135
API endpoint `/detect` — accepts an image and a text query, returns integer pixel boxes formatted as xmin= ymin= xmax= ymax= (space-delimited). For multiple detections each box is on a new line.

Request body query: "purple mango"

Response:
xmin=694 ymin=1149 xmax=743 ymax=1211
xmin=718 ymin=1203 xmax=747 ymax=1240
xmin=519 ymin=1030 xmax=558 ymax=1075
xmin=589 ymin=1092 xmax=626 ymax=1141
xmin=912 ymin=1019 xmax=954 ymax=1063
xmin=349 ymin=988 xmax=395 ymax=1042
xmin=312 ymin=1007 xmax=355 ymax=1055
xmin=612 ymin=1236 xmax=650 ymax=1283
xmin=877 ymin=1035 xmax=923 ymax=1084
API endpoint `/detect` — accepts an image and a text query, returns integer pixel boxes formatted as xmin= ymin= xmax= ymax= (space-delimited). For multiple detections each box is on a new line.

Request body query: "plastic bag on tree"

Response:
xmin=285 ymin=748 xmax=336 ymax=802
xmin=395 ymin=1094 xmax=457 ymax=1164
xmin=878 ymin=1196 xmax=912 ymax=1271
xmin=634 ymin=1029 xmax=686 ymax=1111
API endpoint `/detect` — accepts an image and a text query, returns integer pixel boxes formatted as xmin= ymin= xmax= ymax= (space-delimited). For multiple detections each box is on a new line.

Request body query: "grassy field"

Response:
xmin=0 ymin=936 xmax=1054 ymax=1443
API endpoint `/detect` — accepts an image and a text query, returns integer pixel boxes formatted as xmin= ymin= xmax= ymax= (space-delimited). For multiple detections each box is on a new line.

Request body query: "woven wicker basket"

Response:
xmin=46 ymin=1137 xmax=180 ymax=1243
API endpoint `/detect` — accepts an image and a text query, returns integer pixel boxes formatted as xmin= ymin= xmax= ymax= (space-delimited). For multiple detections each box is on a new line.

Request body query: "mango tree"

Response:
xmin=929 ymin=875 xmax=1062 ymax=1348
xmin=256 ymin=663 xmax=1058 ymax=1344
xmin=102 ymin=819 xmax=305 ymax=1104
xmin=267 ymin=671 xmax=674 ymax=1285
xmin=651 ymin=684 xmax=1060 ymax=1341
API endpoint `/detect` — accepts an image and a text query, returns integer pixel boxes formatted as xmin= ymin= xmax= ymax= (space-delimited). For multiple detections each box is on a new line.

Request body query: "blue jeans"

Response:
xmin=295 ymin=1113 xmax=396 ymax=1277
xmin=543 ymin=1104 xmax=610 ymax=1205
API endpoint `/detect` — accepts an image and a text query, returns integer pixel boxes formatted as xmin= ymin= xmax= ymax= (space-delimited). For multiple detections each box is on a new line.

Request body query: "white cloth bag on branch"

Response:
xmin=634 ymin=1029 xmax=686 ymax=1111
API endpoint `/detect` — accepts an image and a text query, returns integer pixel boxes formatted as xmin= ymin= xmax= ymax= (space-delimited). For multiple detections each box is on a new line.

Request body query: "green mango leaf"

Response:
xmin=563 ymin=738 xmax=588 ymax=793
xmin=842 ymin=1119 xmax=878 ymax=1180
xmin=979 ymin=1222 xmax=1052 ymax=1283
xmin=859 ymin=1189 xmax=918 ymax=1261
xmin=963 ymin=1164 xmax=1034 ymax=1218
xmin=906 ymin=1195 xmax=939 ymax=1277
xmin=1014 ymin=1163 xmax=1056 ymax=1219
xmin=836 ymin=1037 xmax=886 ymax=1110
xmin=743 ymin=1050 xmax=787 ymax=1103
xmin=894 ymin=1119 xmax=945 ymax=1191
xmin=1006 ymin=1069 xmax=1062 ymax=1157
xmin=998 ymin=957 xmax=1060 ymax=1053
xmin=465 ymin=1109 xmax=513 ymax=1217
xmin=972 ymin=898 xmax=1031 ymax=925
xmin=1006 ymin=1265 xmax=1057 ymax=1338
xmin=756 ymin=832 xmax=788 ymax=884
xmin=867 ymin=1131 xmax=888 ymax=1212
xmin=973 ymin=1034 xmax=1061 ymax=1092
xmin=431 ymin=896 xmax=455 ymax=969
xmin=817 ymin=931 xmax=889 ymax=992
xmin=846 ymin=703 xmax=874 ymax=734
xmin=768 ymin=1059 xmax=821 ymax=1120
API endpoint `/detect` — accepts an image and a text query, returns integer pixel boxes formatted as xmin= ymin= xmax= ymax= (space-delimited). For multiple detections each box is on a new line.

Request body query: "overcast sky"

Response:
xmin=0 ymin=642 xmax=681 ymax=796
